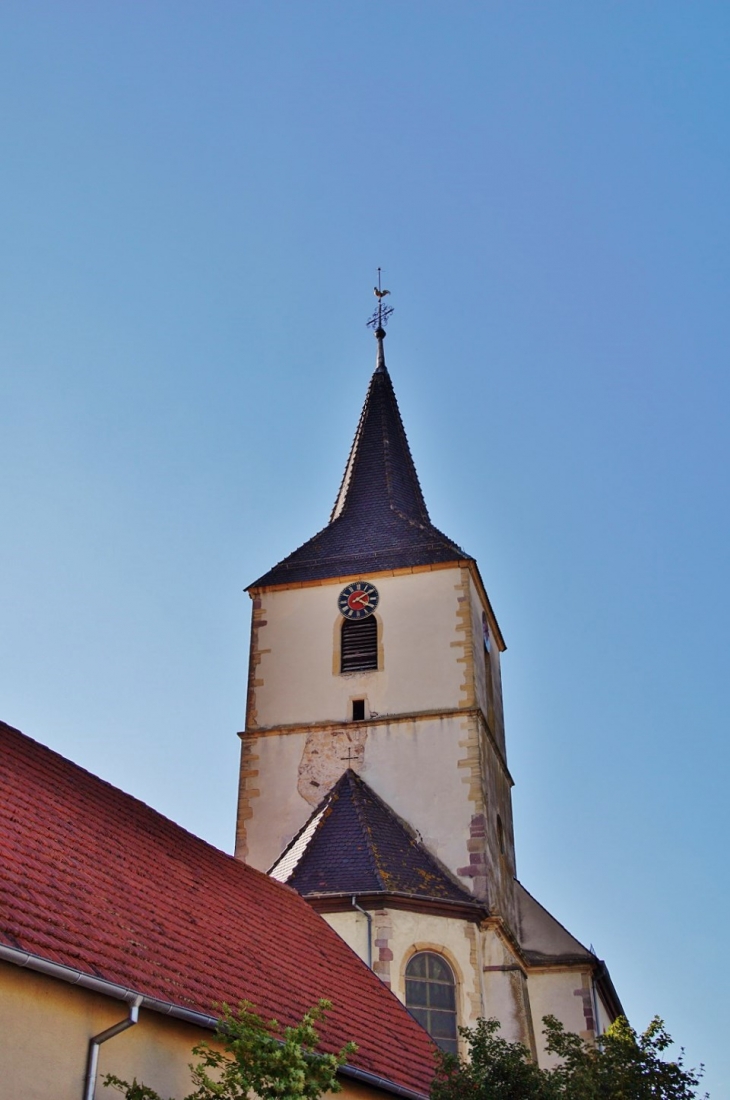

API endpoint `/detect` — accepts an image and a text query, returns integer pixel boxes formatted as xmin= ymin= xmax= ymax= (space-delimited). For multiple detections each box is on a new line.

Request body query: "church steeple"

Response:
xmin=251 ymin=326 xmax=470 ymax=589
xmin=237 ymin=290 xmax=623 ymax=1059
xmin=330 ymin=329 xmax=430 ymax=527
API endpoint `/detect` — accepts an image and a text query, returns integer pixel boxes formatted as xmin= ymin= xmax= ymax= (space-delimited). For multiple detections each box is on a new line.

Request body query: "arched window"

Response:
xmin=340 ymin=616 xmax=378 ymax=673
xmin=405 ymin=952 xmax=458 ymax=1054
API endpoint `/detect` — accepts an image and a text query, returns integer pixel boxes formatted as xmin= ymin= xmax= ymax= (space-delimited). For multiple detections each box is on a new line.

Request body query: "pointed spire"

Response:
xmin=249 ymin=291 xmax=471 ymax=590
xmin=330 ymin=329 xmax=430 ymax=526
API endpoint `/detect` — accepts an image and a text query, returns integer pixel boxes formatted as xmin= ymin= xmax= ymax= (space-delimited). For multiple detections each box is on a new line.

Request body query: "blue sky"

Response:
xmin=1 ymin=3 xmax=728 ymax=1093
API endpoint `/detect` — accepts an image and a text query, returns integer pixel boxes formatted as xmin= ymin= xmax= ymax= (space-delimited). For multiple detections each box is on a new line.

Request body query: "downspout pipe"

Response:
xmin=0 ymin=945 xmax=428 ymax=1100
xmin=351 ymin=896 xmax=373 ymax=969
xmin=83 ymin=994 xmax=143 ymax=1100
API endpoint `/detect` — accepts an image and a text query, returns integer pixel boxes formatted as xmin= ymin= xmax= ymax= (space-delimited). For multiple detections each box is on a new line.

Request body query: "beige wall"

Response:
xmin=321 ymin=912 xmax=602 ymax=1070
xmin=0 ymin=961 xmax=212 ymax=1100
xmin=249 ymin=569 xmax=467 ymax=730
xmin=240 ymin=713 xmax=479 ymax=886
xmin=478 ymin=924 xmax=534 ymax=1049
xmin=326 ymin=908 xmax=483 ymax=1033
xmin=238 ymin=561 xmax=603 ymax=1072
xmin=239 ymin=568 xmax=517 ymax=915
xmin=0 ymin=962 xmax=395 ymax=1100
xmin=527 ymin=967 xmax=596 ymax=1067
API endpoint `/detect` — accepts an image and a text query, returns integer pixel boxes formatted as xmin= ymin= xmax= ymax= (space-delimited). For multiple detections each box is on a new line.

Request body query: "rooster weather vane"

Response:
xmin=367 ymin=267 xmax=394 ymax=333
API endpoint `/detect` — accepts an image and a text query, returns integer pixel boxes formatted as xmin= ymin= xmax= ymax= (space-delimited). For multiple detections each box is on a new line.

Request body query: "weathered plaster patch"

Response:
xmin=297 ymin=727 xmax=367 ymax=805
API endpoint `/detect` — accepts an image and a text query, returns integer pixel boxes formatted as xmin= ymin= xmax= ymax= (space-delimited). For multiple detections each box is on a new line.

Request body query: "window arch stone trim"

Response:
xmin=402 ymin=945 xmax=461 ymax=1056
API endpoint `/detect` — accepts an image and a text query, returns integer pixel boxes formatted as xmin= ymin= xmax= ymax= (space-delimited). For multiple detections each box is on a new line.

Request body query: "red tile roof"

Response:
xmin=0 ymin=721 xmax=436 ymax=1097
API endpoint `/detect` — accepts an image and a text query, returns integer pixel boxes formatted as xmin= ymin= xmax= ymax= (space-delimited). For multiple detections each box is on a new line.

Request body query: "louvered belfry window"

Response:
xmin=340 ymin=616 xmax=378 ymax=673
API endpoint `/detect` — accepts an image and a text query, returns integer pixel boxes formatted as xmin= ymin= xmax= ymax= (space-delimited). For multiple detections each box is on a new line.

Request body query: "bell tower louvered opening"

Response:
xmin=341 ymin=616 xmax=378 ymax=673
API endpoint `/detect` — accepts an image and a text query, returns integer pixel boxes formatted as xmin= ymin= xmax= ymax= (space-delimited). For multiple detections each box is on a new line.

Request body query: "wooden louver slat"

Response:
xmin=341 ymin=616 xmax=378 ymax=672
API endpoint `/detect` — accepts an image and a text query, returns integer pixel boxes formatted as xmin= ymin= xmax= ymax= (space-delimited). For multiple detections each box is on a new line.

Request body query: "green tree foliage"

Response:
xmin=431 ymin=1017 xmax=553 ymax=1100
xmin=431 ymin=1015 xmax=707 ymax=1100
xmin=543 ymin=1014 xmax=706 ymax=1099
xmin=104 ymin=999 xmax=356 ymax=1100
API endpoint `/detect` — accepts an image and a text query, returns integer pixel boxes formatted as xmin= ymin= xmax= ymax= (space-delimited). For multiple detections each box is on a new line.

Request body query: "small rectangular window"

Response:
xmin=352 ymin=699 xmax=365 ymax=721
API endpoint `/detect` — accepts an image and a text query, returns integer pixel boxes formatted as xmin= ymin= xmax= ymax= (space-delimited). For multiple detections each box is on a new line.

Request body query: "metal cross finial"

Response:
xmin=367 ymin=267 xmax=394 ymax=334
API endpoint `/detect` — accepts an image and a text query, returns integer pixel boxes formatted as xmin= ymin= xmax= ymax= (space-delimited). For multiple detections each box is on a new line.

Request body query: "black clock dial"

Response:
xmin=338 ymin=581 xmax=379 ymax=620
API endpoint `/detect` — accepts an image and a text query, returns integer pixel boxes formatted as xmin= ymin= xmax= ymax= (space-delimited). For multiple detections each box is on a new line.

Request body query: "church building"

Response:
xmin=0 ymin=719 xmax=437 ymax=1100
xmin=235 ymin=308 xmax=622 ymax=1066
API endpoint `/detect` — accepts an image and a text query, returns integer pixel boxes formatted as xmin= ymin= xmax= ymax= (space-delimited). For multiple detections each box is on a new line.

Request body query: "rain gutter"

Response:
xmin=0 ymin=944 xmax=429 ymax=1100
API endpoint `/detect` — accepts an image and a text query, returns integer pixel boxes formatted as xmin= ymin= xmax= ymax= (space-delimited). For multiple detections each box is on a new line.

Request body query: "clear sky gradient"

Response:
xmin=0 ymin=4 xmax=727 ymax=1094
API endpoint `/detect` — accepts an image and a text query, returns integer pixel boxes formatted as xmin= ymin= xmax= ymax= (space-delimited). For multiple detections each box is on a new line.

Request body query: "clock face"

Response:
xmin=338 ymin=581 xmax=379 ymax=620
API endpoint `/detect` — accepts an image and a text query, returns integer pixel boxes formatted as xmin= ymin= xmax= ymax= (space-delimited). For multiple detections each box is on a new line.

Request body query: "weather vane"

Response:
xmin=367 ymin=267 xmax=394 ymax=333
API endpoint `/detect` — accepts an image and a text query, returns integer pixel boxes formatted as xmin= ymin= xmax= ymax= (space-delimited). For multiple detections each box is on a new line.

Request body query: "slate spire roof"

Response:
xmin=270 ymin=769 xmax=482 ymax=911
xmin=250 ymin=332 xmax=471 ymax=588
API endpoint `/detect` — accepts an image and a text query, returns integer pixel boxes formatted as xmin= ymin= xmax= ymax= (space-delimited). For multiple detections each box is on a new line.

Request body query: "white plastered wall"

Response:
xmin=479 ymin=923 xmax=535 ymax=1049
xmin=324 ymin=909 xmax=599 ymax=1069
xmin=243 ymin=714 xmax=476 ymax=882
xmin=362 ymin=716 xmax=474 ymax=884
xmin=250 ymin=568 xmax=466 ymax=729
xmin=527 ymin=968 xmax=594 ymax=1066
xmin=324 ymin=909 xmax=483 ymax=1040
xmin=323 ymin=911 xmax=543 ymax=1059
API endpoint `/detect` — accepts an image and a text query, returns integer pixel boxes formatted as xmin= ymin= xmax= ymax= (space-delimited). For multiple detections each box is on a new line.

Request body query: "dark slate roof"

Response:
xmin=250 ymin=337 xmax=471 ymax=588
xmin=270 ymin=769 xmax=481 ymax=908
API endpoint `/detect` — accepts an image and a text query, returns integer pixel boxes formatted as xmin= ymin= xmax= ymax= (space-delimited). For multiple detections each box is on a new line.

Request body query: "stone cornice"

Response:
xmin=239 ymin=705 xmax=514 ymax=786
xmin=306 ymin=892 xmax=487 ymax=923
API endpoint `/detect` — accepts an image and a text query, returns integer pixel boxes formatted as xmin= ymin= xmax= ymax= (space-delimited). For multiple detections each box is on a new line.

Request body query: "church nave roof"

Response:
xmin=0 ymin=721 xmax=437 ymax=1098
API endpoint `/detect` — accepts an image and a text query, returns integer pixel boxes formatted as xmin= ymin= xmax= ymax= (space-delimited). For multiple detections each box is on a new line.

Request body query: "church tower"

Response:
xmin=235 ymin=307 xmax=621 ymax=1063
